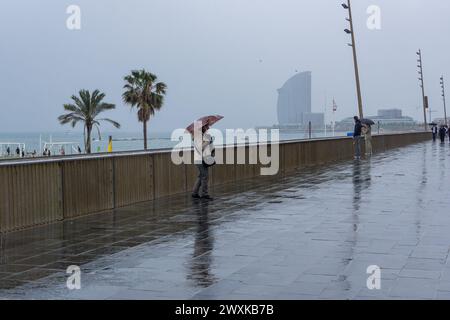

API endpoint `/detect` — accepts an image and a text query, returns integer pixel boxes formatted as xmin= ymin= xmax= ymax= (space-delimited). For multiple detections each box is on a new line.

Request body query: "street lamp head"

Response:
xmin=342 ymin=3 xmax=349 ymax=9
xmin=344 ymin=28 xmax=352 ymax=34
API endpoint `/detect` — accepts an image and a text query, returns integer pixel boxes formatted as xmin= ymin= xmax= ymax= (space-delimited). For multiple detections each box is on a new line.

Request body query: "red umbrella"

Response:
xmin=186 ymin=115 xmax=224 ymax=135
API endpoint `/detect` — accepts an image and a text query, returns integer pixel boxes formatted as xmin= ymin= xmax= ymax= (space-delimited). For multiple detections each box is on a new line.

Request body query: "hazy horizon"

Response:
xmin=1 ymin=0 xmax=449 ymax=134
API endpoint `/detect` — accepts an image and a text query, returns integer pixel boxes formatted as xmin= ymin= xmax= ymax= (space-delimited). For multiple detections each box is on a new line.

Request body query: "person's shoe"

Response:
xmin=201 ymin=195 xmax=214 ymax=200
xmin=192 ymin=193 xmax=201 ymax=199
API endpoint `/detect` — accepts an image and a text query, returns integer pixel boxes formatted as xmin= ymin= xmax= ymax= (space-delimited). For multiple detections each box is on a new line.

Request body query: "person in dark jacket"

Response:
xmin=439 ymin=125 xmax=446 ymax=143
xmin=353 ymin=116 xmax=363 ymax=159
xmin=432 ymin=125 xmax=438 ymax=141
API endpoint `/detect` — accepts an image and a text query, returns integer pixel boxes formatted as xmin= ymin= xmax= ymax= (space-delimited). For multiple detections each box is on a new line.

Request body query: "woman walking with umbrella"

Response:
xmin=186 ymin=115 xmax=223 ymax=200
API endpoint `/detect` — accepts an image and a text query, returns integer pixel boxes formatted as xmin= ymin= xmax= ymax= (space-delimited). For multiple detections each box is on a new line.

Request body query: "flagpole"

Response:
xmin=332 ymin=99 xmax=337 ymax=137
xmin=332 ymin=110 xmax=335 ymax=137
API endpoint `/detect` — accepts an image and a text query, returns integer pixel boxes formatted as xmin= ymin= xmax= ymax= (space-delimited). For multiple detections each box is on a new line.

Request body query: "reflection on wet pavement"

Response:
xmin=1 ymin=141 xmax=450 ymax=299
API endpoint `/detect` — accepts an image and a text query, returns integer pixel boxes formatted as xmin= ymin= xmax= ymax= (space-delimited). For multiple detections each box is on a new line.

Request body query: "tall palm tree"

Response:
xmin=122 ymin=70 xmax=167 ymax=150
xmin=58 ymin=89 xmax=120 ymax=154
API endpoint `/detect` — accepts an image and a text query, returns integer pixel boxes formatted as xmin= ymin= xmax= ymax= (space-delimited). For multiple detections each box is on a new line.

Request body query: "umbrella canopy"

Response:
xmin=429 ymin=122 xmax=438 ymax=126
xmin=186 ymin=115 xmax=224 ymax=135
xmin=361 ymin=118 xmax=375 ymax=126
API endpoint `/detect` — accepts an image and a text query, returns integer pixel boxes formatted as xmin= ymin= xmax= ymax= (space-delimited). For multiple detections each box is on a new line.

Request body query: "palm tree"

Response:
xmin=58 ymin=89 xmax=120 ymax=154
xmin=122 ymin=70 xmax=167 ymax=150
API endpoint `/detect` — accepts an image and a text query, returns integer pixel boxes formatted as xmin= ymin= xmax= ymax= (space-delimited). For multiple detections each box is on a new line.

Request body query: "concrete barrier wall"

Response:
xmin=0 ymin=132 xmax=430 ymax=232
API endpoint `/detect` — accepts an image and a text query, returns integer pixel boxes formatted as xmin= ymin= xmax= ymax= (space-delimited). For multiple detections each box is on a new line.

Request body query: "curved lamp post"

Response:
xmin=342 ymin=0 xmax=364 ymax=119
xmin=417 ymin=49 xmax=428 ymax=129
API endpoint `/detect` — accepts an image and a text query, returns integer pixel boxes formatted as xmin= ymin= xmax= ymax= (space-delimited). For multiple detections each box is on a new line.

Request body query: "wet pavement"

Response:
xmin=1 ymin=140 xmax=450 ymax=300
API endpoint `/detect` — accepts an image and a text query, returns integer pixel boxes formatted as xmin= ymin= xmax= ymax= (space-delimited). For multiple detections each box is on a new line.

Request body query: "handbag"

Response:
xmin=203 ymin=155 xmax=216 ymax=167
xmin=203 ymin=144 xmax=216 ymax=167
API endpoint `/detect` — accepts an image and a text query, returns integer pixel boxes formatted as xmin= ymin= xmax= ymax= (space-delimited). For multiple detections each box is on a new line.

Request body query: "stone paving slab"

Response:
xmin=1 ymin=140 xmax=450 ymax=299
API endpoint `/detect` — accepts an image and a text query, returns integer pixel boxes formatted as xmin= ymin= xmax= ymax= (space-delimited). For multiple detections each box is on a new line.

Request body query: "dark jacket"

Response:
xmin=354 ymin=121 xmax=362 ymax=137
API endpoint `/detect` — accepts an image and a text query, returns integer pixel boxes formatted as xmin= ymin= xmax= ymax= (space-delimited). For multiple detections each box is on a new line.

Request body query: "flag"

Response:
xmin=107 ymin=136 xmax=113 ymax=152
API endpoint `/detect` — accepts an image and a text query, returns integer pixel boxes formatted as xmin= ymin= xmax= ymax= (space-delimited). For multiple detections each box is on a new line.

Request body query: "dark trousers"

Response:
xmin=353 ymin=136 xmax=362 ymax=158
xmin=193 ymin=164 xmax=209 ymax=196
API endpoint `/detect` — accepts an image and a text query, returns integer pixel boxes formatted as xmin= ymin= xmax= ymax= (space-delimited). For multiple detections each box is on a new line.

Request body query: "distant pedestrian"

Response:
xmin=77 ymin=146 xmax=82 ymax=154
xmin=432 ymin=125 xmax=438 ymax=141
xmin=353 ymin=116 xmax=363 ymax=160
xmin=6 ymin=146 xmax=10 ymax=156
xmin=439 ymin=125 xmax=446 ymax=143
xmin=15 ymin=147 xmax=20 ymax=156
xmin=362 ymin=124 xmax=372 ymax=156
xmin=192 ymin=124 xmax=215 ymax=200
xmin=21 ymin=148 xmax=25 ymax=158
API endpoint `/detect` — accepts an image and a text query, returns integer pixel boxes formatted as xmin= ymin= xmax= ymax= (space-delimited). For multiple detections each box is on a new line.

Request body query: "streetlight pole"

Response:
xmin=342 ymin=0 xmax=364 ymax=119
xmin=428 ymin=109 xmax=437 ymax=124
xmin=417 ymin=49 xmax=428 ymax=130
xmin=440 ymin=76 xmax=447 ymax=126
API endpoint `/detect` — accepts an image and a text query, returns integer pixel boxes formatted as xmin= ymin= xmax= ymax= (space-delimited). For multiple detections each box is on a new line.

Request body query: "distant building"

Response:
xmin=276 ymin=71 xmax=324 ymax=127
xmin=377 ymin=109 xmax=402 ymax=119
xmin=336 ymin=108 xmax=417 ymax=131
xmin=302 ymin=112 xmax=325 ymax=127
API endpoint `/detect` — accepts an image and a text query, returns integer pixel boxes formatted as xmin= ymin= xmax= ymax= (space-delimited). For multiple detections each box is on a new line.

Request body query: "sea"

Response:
xmin=0 ymin=130 xmax=349 ymax=157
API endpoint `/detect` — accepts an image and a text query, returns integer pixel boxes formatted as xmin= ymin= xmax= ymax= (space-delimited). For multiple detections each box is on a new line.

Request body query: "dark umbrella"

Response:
xmin=186 ymin=115 xmax=224 ymax=135
xmin=361 ymin=118 xmax=375 ymax=126
xmin=429 ymin=122 xmax=438 ymax=126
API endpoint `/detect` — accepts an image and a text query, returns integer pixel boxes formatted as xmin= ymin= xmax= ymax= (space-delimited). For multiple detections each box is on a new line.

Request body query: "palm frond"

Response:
xmin=93 ymin=103 xmax=116 ymax=118
xmin=99 ymin=118 xmax=121 ymax=128
xmin=155 ymin=82 xmax=167 ymax=95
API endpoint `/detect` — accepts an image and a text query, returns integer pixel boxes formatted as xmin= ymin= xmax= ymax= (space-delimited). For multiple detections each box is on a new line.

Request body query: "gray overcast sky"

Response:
xmin=0 ymin=0 xmax=449 ymax=133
